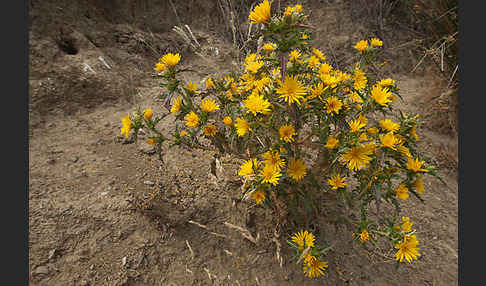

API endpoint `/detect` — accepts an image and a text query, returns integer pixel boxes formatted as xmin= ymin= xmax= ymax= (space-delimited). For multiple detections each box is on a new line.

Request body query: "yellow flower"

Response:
xmin=242 ymin=92 xmax=271 ymax=115
xmin=348 ymin=119 xmax=366 ymax=133
xmin=263 ymin=43 xmax=276 ymax=52
xmin=203 ymin=124 xmax=217 ymax=137
xmin=223 ymin=116 xmax=233 ymax=126
xmin=380 ymin=132 xmax=398 ymax=150
xmin=279 ymin=124 xmax=296 ymax=143
xmin=184 ymin=81 xmax=199 ymax=94
xmin=291 ymin=230 xmax=315 ymax=250
xmin=276 ymin=75 xmax=307 ymax=105
xmin=413 ymin=176 xmax=425 ymax=194
xmin=301 ymin=33 xmax=309 ymax=40
xmin=205 ymin=77 xmax=215 ymax=89
xmin=340 ymin=146 xmax=373 ymax=171
xmin=287 ymin=158 xmax=307 ymax=181
xmin=395 ymin=183 xmax=409 ymax=200
xmin=289 ymin=49 xmax=301 ymax=62
xmin=406 ymin=157 xmax=429 ymax=173
xmin=325 ymin=136 xmax=339 ymax=149
xmin=319 ymin=62 xmax=333 ymax=75
xmin=367 ymin=127 xmax=379 ymax=135
xmin=359 ymin=229 xmax=370 ymax=243
xmin=160 ymin=53 xmax=181 ymax=67
xmin=259 ymin=164 xmax=282 ymax=186
xmin=249 ymin=0 xmax=271 ymax=24
xmin=303 ymin=254 xmax=328 ymax=278
xmin=312 ymin=48 xmax=326 ymax=61
xmin=263 ymin=150 xmax=285 ymax=171
xmin=379 ymin=119 xmax=400 ymax=132
xmin=370 ymin=37 xmax=383 ymax=47
xmin=307 ymin=82 xmax=325 ymax=100
xmin=143 ymin=108 xmax=153 ymax=120
xmin=155 ymin=62 xmax=166 ymax=72
xmin=410 ymin=124 xmax=419 ymax=141
xmin=371 ymin=85 xmax=393 ymax=106
xmin=325 ymin=96 xmax=343 ymax=115
xmin=354 ymin=40 xmax=369 ymax=52
xmin=171 ymin=96 xmax=182 ymax=115
xmin=328 ymin=174 xmax=347 ymax=189
xmin=395 ymin=235 xmax=421 ymax=263
xmin=201 ymin=98 xmax=220 ymax=113
xmin=238 ymin=158 xmax=260 ymax=178
xmin=180 ymin=130 xmax=188 ymax=137
xmin=353 ymin=68 xmax=367 ymax=91
xmin=235 ymin=117 xmax=251 ymax=136
xmin=146 ymin=138 xmax=155 ymax=145
xmin=397 ymin=145 xmax=412 ymax=158
xmin=377 ymin=78 xmax=395 ymax=87
xmin=246 ymin=60 xmax=265 ymax=74
xmin=120 ymin=114 xmax=132 ymax=138
xmin=306 ymin=55 xmax=320 ymax=69
xmin=293 ymin=4 xmax=303 ymax=12
xmin=185 ymin=111 xmax=200 ymax=127
xmin=225 ymin=90 xmax=235 ymax=101
xmin=400 ymin=217 xmax=414 ymax=233
xmin=251 ymin=189 xmax=266 ymax=204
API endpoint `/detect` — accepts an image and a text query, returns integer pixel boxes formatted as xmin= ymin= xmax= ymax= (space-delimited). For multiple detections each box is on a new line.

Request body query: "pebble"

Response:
xmin=143 ymin=180 xmax=155 ymax=186
xmin=33 ymin=266 xmax=49 ymax=275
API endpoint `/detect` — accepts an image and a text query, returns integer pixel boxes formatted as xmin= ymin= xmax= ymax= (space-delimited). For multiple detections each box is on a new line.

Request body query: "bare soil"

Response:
xmin=29 ymin=0 xmax=458 ymax=285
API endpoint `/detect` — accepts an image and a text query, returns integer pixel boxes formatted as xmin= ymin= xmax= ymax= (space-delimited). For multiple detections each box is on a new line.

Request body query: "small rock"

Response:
xmin=79 ymin=280 xmax=90 ymax=286
xmin=33 ymin=266 xmax=49 ymax=275
xmin=122 ymin=256 xmax=127 ymax=267
xmin=48 ymin=249 xmax=58 ymax=260
xmin=143 ymin=180 xmax=155 ymax=186
xmin=72 ymin=156 xmax=79 ymax=163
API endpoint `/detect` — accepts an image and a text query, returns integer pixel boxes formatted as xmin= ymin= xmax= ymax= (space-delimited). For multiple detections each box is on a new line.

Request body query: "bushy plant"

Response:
xmin=120 ymin=0 xmax=443 ymax=278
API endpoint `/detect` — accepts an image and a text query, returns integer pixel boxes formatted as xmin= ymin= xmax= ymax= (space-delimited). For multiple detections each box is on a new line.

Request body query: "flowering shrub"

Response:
xmin=120 ymin=0 xmax=443 ymax=279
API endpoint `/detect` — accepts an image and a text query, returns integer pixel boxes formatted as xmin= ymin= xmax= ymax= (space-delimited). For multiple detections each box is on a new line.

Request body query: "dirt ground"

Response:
xmin=29 ymin=0 xmax=458 ymax=285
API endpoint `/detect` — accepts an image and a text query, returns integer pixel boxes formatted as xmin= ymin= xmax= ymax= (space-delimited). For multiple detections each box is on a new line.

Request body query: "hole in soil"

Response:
xmin=56 ymin=38 xmax=78 ymax=55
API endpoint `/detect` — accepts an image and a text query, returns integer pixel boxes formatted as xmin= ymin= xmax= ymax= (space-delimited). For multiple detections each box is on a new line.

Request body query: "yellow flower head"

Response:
xmin=340 ymin=145 xmax=373 ymax=171
xmin=171 ymin=96 xmax=182 ymax=115
xmin=205 ymin=77 xmax=215 ymax=89
xmin=308 ymin=82 xmax=326 ymax=100
xmin=143 ymin=108 xmax=153 ymax=120
xmin=354 ymin=40 xmax=369 ymax=52
xmin=263 ymin=150 xmax=285 ymax=171
xmin=287 ymin=158 xmax=307 ymax=181
xmin=370 ymin=37 xmax=383 ymax=47
xmin=395 ymin=183 xmax=409 ymax=200
xmin=223 ymin=116 xmax=233 ymax=126
xmin=249 ymin=0 xmax=271 ymax=24
xmin=263 ymin=42 xmax=276 ymax=52
xmin=328 ymin=174 xmax=347 ymax=189
xmin=120 ymin=114 xmax=132 ymax=138
xmin=406 ymin=157 xmax=429 ymax=173
xmin=395 ymin=234 xmax=420 ymax=263
xmin=348 ymin=119 xmax=366 ymax=133
xmin=289 ymin=49 xmax=302 ymax=62
xmin=353 ymin=68 xmax=367 ymax=91
xmin=414 ymin=176 xmax=425 ymax=194
xmin=377 ymin=78 xmax=395 ymax=87
xmin=303 ymin=254 xmax=328 ymax=278
xmin=359 ymin=229 xmax=370 ymax=243
xmin=410 ymin=124 xmax=419 ymax=141
xmin=184 ymin=81 xmax=199 ymax=94
xmin=160 ymin=53 xmax=181 ymax=67
xmin=291 ymin=230 xmax=315 ymax=250
xmin=400 ymin=217 xmax=414 ymax=233
xmin=251 ymin=189 xmax=266 ymax=204
xmin=201 ymin=98 xmax=220 ymax=113
xmin=259 ymin=164 xmax=282 ymax=186
xmin=325 ymin=136 xmax=339 ymax=149
xmin=371 ymin=85 xmax=393 ymax=106
xmin=155 ymin=62 xmax=166 ymax=72
xmin=379 ymin=119 xmax=400 ymax=132
xmin=235 ymin=117 xmax=251 ymax=136
xmin=325 ymin=96 xmax=343 ymax=115
xmin=146 ymin=138 xmax=155 ymax=145
xmin=397 ymin=145 xmax=412 ymax=158
xmin=238 ymin=158 xmax=260 ymax=178
xmin=319 ymin=62 xmax=333 ymax=75
xmin=242 ymin=92 xmax=271 ymax=115
xmin=185 ymin=111 xmax=200 ymax=127
xmin=203 ymin=124 xmax=217 ymax=137
xmin=312 ymin=48 xmax=326 ymax=61
xmin=276 ymin=75 xmax=307 ymax=105
xmin=246 ymin=60 xmax=265 ymax=74
xmin=180 ymin=130 xmax=188 ymax=137
xmin=306 ymin=55 xmax=320 ymax=69
xmin=367 ymin=127 xmax=379 ymax=135
xmin=380 ymin=132 xmax=398 ymax=150
xmin=279 ymin=124 xmax=296 ymax=143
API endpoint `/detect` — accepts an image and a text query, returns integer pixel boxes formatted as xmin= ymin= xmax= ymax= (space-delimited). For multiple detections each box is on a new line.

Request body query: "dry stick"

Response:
xmin=272 ymin=226 xmax=283 ymax=268
xmin=185 ymin=240 xmax=195 ymax=260
xmin=168 ymin=0 xmax=183 ymax=28
xmin=296 ymin=245 xmax=311 ymax=264
xmin=223 ymin=222 xmax=259 ymax=244
xmin=188 ymin=220 xmax=228 ymax=238
xmin=410 ymin=52 xmax=428 ymax=73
